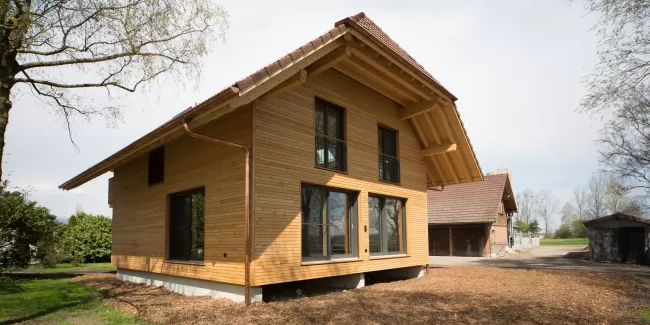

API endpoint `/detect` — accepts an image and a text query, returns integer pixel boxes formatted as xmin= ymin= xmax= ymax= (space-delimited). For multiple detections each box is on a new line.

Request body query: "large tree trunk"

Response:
xmin=0 ymin=88 xmax=10 ymax=182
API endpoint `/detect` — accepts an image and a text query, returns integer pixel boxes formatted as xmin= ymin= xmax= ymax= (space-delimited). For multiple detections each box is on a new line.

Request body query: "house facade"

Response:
xmin=427 ymin=171 xmax=517 ymax=257
xmin=60 ymin=13 xmax=483 ymax=304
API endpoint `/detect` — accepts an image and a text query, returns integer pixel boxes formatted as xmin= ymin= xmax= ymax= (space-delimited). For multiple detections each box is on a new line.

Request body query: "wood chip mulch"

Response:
xmin=72 ymin=266 xmax=650 ymax=325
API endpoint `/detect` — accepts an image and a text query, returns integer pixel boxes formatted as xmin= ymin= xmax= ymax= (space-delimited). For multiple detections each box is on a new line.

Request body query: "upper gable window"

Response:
xmin=378 ymin=126 xmax=399 ymax=183
xmin=314 ymin=98 xmax=346 ymax=172
xmin=148 ymin=146 xmax=164 ymax=186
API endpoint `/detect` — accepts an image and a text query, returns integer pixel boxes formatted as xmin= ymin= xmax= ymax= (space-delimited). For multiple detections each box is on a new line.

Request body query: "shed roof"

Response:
xmin=60 ymin=12 xmax=483 ymax=190
xmin=584 ymin=212 xmax=650 ymax=227
xmin=427 ymin=173 xmax=517 ymax=224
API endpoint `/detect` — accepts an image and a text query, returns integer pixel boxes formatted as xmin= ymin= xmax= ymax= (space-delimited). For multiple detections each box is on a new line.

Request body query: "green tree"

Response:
xmin=0 ymin=181 xmax=57 ymax=271
xmin=554 ymin=223 xmax=573 ymax=239
xmin=571 ymin=219 xmax=588 ymax=238
xmin=0 ymin=0 xmax=230 ymax=181
xmin=60 ymin=212 xmax=111 ymax=263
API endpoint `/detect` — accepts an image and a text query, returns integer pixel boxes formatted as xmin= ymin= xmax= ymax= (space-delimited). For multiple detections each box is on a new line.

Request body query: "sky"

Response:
xmin=4 ymin=0 xmax=603 ymax=230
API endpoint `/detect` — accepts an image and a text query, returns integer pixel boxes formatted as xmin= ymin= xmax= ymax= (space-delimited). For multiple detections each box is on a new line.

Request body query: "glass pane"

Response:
xmin=315 ymin=136 xmax=325 ymax=167
xmin=326 ymin=105 xmax=343 ymax=139
xmin=328 ymin=191 xmax=348 ymax=255
xmin=368 ymin=196 xmax=382 ymax=253
xmin=384 ymin=198 xmax=400 ymax=252
xmin=301 ymin=187 xmax=328 ymax=259
xmin=381 ymin=128 xmax=397 ymax=157
xmin=315 ymin=100 xmax=325 ymax=136
xmin=326 ymin=138 xmax=340 ymax=170
xmin=190 ymin=191 xmax=205 ymax=261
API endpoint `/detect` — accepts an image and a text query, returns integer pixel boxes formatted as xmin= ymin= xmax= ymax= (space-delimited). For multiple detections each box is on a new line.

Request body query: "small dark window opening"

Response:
xmin=314 ymin=98 xmax=346 ymax=172
xmin=379 ymin=126 xmax=399 ymax=183
xmin=148 ymin=146 xmax=164 ymax=185
xmin=169 ymin=188 xmax=205 ymax=262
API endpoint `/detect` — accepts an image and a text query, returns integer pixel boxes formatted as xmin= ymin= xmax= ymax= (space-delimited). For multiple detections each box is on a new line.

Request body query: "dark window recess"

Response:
xmin=301 ymin=184 xmax=358 ymax=261
xmin=379 ymin=126 xmax=399 ymax=183
xmin=148 ymin=146 xmax=165 ymax=185
xmin=315 ymin=98 xmax=346 ymax=172
xmin=169 ymin=188 xmax=205 ymax=262
xmin=368 ymin=195 xmax=406 ymax=255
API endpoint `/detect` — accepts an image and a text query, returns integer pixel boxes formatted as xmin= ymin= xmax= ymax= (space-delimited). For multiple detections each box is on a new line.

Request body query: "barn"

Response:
xmin=584 ymin=212 xmax=650 ymax=265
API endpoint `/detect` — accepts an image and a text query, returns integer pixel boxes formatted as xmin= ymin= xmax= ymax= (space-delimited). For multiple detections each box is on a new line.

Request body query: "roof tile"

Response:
xmin=428 ymin=174 xmax=510 ymax=224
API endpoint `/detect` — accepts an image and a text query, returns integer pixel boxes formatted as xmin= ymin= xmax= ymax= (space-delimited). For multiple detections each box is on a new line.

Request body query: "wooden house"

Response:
xmin=60 ymin=12 xmax=483 ymax=304
xmin=428 ymin=170 xmax=517 ymax=257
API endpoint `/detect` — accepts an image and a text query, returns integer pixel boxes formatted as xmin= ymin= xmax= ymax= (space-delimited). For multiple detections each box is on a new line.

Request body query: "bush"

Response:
xmin=60 ymin=212 xmax=112 ymax=263
xmin=554 ymin=223 xmax=573 ymax=238
xmin=571 ymin=219 xmax=588 ymax=238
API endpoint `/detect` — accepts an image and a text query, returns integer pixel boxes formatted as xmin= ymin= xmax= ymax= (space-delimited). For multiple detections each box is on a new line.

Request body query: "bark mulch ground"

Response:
xmin=72 ymin=266 xmax=650 ymax=325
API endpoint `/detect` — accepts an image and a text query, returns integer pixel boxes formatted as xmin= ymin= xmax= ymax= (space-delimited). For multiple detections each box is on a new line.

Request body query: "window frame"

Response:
xmin=378 ymin=125 xmax=400 ymax=183
xmin=367 ymin=194 xmax=407 ymax=257
xmin=148 ymin=146 xmax=165 ymax=186
xmin=300 ymin=183 xmax=359 ymax=262
xmin=314 ymin=97 xmax=347 ymax=173
xmin=167 ymin=187 xmax=205 ymax=263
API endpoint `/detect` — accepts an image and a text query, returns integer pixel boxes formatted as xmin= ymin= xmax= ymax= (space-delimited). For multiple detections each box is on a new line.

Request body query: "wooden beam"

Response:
xmin=421 ymin=142 xmax=457 ymax=156
xmin=306 ymin=45 xmax=351 ymax=76
xmin=412 ymin=118 xmax=446 ymax=186
xmin=400 ymin=100 xmax=438 ymax=120
xmin=347 ymin=55 xmax=421 ymax=103
xmin=423 ymin=112 xmax=459 ymax=184
xmin=347 ymin=30 xmax=450 ymax=101
xmin=449 ymin=228 xmax=453 ymax=256
xmin=334 ymin=61 xmax=409 ymax=106
xmin=437 ymin=105 xmax=473 ymax=183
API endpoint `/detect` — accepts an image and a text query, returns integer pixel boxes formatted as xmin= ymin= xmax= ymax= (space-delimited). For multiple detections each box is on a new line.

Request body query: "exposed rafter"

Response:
xmin=334 ymin=60 xmax=409 ymax=106
xmin=306 ymin=45 xmax=351 ymax=76
xmin=400 ymin=100 xmax=438 ymax=120
xmin=423 ymin=112 xmax=459 ymax=184
xmin=421 ymin=142 xmax=457 ymax=156
xmin=437 ymin=105 xmax=472 ymax=182
xmin=412 ymin=118 xmax=447 ymax=186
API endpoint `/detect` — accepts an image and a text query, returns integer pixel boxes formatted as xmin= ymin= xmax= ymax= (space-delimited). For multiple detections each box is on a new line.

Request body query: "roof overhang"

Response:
xmin=60 ymin=14 xmax=483 ymax=190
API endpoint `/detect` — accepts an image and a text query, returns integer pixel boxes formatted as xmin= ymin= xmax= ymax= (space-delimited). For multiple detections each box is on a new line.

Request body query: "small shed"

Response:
xmin=584 ymin=212 xmax=650 ymax=265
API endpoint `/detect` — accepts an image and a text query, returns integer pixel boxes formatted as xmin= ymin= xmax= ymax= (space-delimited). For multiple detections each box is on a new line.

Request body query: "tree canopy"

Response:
xmin=0 ymin=0 xmax=229 ymax=180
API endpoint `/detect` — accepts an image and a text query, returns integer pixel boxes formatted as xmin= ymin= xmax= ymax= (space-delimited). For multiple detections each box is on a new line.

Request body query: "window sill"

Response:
xmin=314 ymin=165 xmax=348 ymax=175
xmin=369 ymin=254 xmax=408 ymax=260
xmin=378 ymin=179 xmax=401 ymax=186
xmin=164 ymin=260 xmax=205 ymax=266
xmin=301 ymin=257 xmax=361 ymax=266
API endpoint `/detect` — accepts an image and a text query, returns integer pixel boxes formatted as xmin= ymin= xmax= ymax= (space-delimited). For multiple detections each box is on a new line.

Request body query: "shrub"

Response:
xmin=554 ymin=223 xmax=573 ymax=239
xmin=60 ymin=212 xmax=112 ymax=263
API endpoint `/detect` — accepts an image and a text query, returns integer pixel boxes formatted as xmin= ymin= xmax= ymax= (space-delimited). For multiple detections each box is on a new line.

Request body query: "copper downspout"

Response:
xmin=182 ymin=120 xmax=252 ymax=306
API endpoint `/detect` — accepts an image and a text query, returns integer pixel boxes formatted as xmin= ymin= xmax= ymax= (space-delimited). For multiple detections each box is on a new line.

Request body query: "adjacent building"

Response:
xmin=427 ymin=170 xmax=517 ymax=257
xmin=585 ymin=212 xmax=650 ymax=265
xmin=59 ymin=13 xmax=483 ymax=304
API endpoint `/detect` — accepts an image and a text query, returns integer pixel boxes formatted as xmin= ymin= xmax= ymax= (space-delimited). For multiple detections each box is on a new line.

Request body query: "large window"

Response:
xmin=368 ymin=195 xmax=406 ymax=255
xmin=169 ymin=188 xmax=205 ymax=262
xmin=315 ymin=98 xmax=346 ymax=172
xmin=378 ymin=126 xmax=399 ymax=183
xmin=301 ymin=184 xmax=358 ymax=261
xmin=148 ymin=146 xmax=164 ymax=185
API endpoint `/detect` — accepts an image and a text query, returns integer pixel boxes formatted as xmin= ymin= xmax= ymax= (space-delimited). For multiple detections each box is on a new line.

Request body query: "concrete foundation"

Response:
xmin=116 ymin=268 xmax=262 ymax=303
xmin=369 ymin=265 xmax=425 ymax=280
xmin=316 ymin=272 xmax=365 ymax=289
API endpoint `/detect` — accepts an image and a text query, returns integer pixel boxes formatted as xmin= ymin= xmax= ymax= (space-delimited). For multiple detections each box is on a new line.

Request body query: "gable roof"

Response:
xmin=584 ymin=212 xmax=650 ymax=227
xmin=60 ymin=12 xmax=483 ymax=190
xmin=428 ymin=173 xmax=517 ymax=224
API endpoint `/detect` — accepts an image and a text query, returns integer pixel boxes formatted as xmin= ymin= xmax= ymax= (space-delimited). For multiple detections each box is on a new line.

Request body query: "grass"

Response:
xmin=643 ymin=307 xmax=650 ymax=323
xmin=28 ymin=262 xmax=116 ymax=273
xmin=0 ymin=274 xmax=150 ymax=324
xmin=540 ymin=238 xmax=588 ymax=246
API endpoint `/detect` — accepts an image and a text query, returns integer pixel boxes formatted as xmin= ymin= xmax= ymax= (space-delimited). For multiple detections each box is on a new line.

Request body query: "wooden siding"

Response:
xmin=111 ymin=105 xmax=253 ymax=285
xmin=252 ymin=69 xmax=428 ymax=286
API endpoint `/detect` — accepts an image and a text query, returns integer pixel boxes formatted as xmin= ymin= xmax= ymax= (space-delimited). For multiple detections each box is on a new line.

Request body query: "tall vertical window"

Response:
xmin=148 ymin=146 xmax=164 ymax=185
xmin=169 ymin=188 xmax=205 ymax=261
xmin=315 ymin=98 xmax=346 ymax=172
xmin=378 ymin=126 xmax=399 ymax=183
xmin=368 ymin=195 xmax=406 ymax=255
xmin=301 ymin=184 xmax=358 ymax=261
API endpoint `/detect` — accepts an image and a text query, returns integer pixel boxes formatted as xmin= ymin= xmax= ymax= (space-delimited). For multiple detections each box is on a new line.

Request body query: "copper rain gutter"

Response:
xmin=182 ymin=119 xmax=252 ymax=306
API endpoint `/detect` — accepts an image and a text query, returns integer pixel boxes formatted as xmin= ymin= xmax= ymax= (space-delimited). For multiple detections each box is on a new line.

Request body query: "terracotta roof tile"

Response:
xmin=428 ymin=174 xmax=509 ymax=224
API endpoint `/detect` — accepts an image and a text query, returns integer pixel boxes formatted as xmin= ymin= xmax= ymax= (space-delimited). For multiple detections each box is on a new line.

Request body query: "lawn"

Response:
xmin=540 ymin=238 xmax=588 ymax=246
xmin=643 ymin=308 xmax=650 ymax=324
xmin=0 ymin=274 xmax=149 ymax=324
xmin=27 ymin=262 xmax=116 ymax=273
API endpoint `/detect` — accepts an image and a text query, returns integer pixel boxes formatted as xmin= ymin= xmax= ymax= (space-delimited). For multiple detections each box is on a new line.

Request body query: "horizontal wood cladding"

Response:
xmin=252 ymin=69 xmax=428 ymax=286
xmin=111 ymin=105 xmax=253 ymax=286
